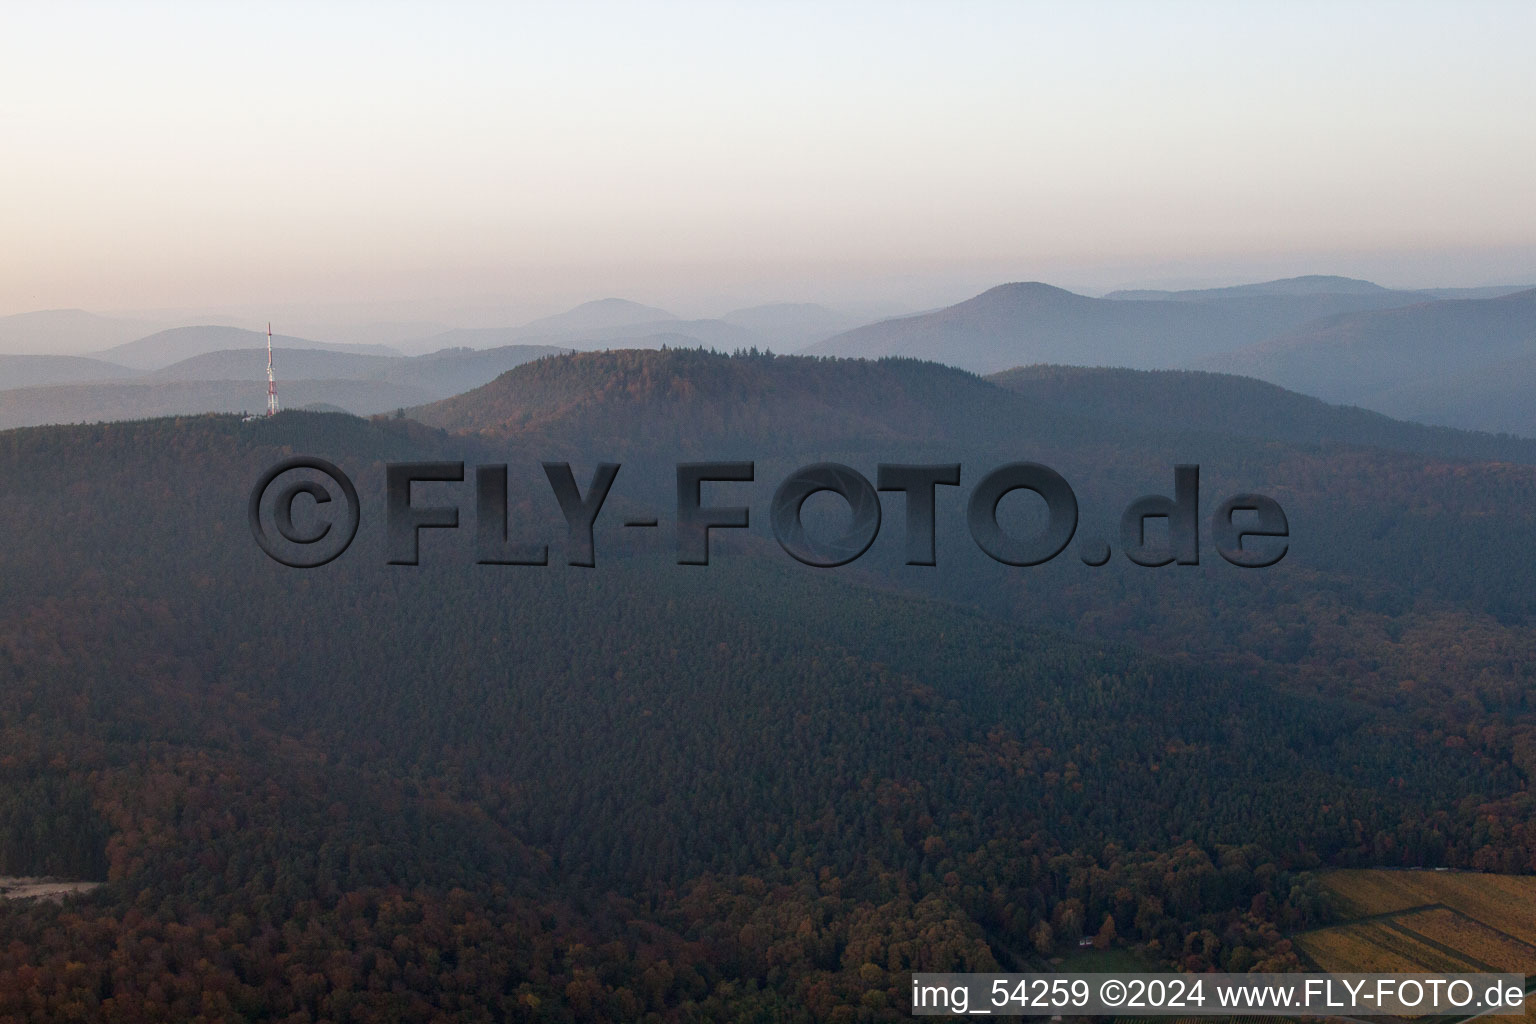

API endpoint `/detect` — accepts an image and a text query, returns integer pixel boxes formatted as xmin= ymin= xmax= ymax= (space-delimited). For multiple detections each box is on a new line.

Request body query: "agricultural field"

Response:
xmin=1315 ymin=870 xmax=1536 ymax=946
xmin=1296 ymin=870 xmax=1536 ymax=1020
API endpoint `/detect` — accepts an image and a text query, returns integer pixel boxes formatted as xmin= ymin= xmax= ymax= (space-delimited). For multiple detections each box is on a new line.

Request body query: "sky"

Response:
xmin=2 ymin=1 xmax=1534 ymax=325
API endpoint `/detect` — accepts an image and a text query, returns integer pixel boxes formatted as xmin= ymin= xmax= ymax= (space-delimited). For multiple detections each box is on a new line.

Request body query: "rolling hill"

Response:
xmin=1200 ymin=288 xmax=1536 ymax=428
xmin=144 ymin=343 xmax=566 ymax=394
xmin=802 ymin=282 xmax=1218 ymax=371
xmin=1105 ymin=274 xmax=1428 ymax=303
xmin=406 ymin=348 xmax=1536 ymax=625
xmin=5 ymin=350 xmax=1536 ymax=1014
xmin=0 ymin=353 xmax=135 ymax=389
xmin=145 ymin=347 xmax=397 ymax=382
xmin=401 ymin=298 xmax=677 ymax=351
xmin=800 ymin=280 xmax=1434 ymax=373
xmin=396 ymin=298 xmax=864 ymax=359
xmin=0 ymin=308 xmax=162 ymax=355
xmin=513 ymin=296 xmax=676 ymax=336
xmin=0 ymin=379 xmax=435 ymax=428
xmin=1418 ymin=284 xmax=1536 ymax=300
xmin=720 ymin=302 xmax=861 ymax=350
xmin=804 ymin=276 xmax=1511 ymax=379
xmin=987 ymin=364 xmax=1536 ymax=463
xmin=0 ymin=343 xmax=567 ymax=428
xmin=95 ymin=325 xmax=400 ymax=370
xmin=1102 ymin=275 xmax=1442 ymax=336
xmin=800 ymin=278 xmax=1536 ymax=437
xmin=407 ymin=347 xmax=1072 ymax=451
xmin=1362 ymin=350 xmax=1536 ymax=436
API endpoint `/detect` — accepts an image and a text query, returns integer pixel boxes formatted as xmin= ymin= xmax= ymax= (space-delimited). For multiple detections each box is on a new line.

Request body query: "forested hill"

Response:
xmin=0 ymin=412 xmax=1377 ymax=1017
xmin=1 ymin=359 xmax=1536 ymax=1017
xmin=401 ymin=349 xmax=1536 ymax=621
xmin=408 ymin=348 xmax=1084 ymax=450
xmin=417 ymin=347 xmax=1536 ymax=465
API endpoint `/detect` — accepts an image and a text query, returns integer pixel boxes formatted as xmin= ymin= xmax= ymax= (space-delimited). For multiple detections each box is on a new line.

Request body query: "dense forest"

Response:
xmin=0 ymin=351 xmax=1534 ymax=1020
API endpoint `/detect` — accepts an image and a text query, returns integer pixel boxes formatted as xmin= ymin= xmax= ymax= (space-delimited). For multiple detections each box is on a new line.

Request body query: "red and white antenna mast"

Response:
xmin=266 ymin=322 xmax=280 ymax=415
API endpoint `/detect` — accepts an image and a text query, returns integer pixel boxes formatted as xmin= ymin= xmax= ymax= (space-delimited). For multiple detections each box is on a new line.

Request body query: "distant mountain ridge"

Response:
xmin=406 ymin=347 xmax=1536 ymax=469
xmin=395 ymin=297 xmax=862 ymax=357
xmin=0 ymin=354 xmax=135 ymax=389
xmin=804 ymin=282 xmax=1239 ymax=371
xmin=514 ymin=297 xmax=676 ymax=336
xmin=719 ymin=303 xmax=860 ymax=349
xmin=0 ymin=342 xmax=566 ymax=429
xmin=987 ymin=364 xmax=1536 ymax=463
xmin=802 ymin=278 xmax=1451 ymax=373
xmin=96 ymin=325 xmax=400 ymax=370
xmin=1200 ymin=288 xmax=1536 ymax=415
xmin=405 ymin=321 xmax=763 ymax=354
xmin=0 ymin=380 xmax=436 ymax=429
xmin=802 ymin=277 xmax=1536 ymax=436
xmin=1104 ymin=274 xmax=1417 ymax=300
xmin=0 ymin=308 xmax=163 ymax=355
xmin=8 ymin=275 xmax=1536 ymax=437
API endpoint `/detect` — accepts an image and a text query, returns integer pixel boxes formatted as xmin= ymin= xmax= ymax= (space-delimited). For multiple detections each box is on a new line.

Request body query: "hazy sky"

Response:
xmin=2 ymin=1 xmax=1533 ymax=321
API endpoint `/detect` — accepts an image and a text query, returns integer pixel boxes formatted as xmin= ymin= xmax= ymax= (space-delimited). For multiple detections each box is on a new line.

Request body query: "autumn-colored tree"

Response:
xmin=1093 ymin=914 xmax=1117 ymax=950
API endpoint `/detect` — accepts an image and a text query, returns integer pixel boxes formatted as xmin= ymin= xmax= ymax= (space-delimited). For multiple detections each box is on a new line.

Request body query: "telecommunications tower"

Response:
xmin=266 ymin=322 xmax=280 ymax=415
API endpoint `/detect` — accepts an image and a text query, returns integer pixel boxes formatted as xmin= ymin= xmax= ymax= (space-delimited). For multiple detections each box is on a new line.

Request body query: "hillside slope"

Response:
xmin=1200 ymin=288 xmax=1536 ymax=409
xmin=1364 ymin=350 xmax=1536 ymax=436
xmin=987 ymin=364 xmax=1536 ymax=461
xmin=408 ymin=348 xmax=1074 ymax=450
xmin=4 ymin=349 xmax=1536 ymax=1013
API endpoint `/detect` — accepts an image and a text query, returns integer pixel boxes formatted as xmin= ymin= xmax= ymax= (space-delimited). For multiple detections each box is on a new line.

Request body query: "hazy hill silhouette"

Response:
xmin=555 ymin=317 xmax=764 ymax=350
xmin=96 ymin=325 xmax=399 ymax=370
xmin=806 ymin=277 xmax=1470 ymax=374
xmin=0 ymin=380 xmax=434 ymax=429
xmin=398 ymin=298 xmax=676 ymax=353
xmin=0 ymin=344 xmax=567 ymax=428
xmin=146 ymin=347 xmax=395 ymax=381
xmin=720 ymin=302 xmax=860 ymax=349
xmin=801 ymin=278 xmax=1536 ymax=436
xmin=1201 ymin=288 xmax=1536 ymax=414
xmin=1363 ymin=350 xmax=1536 ymax=436
xmin=0 ymin=308 xmax=161 ymax=355
xmin=514 ymin=296 xmax=676 ymax=335
xmin=987 ymin=364 xmax=1536 ymax=462
xmin=401 ymin=301 xmax=765 ymax=355
xmin=1106 ymin=274 xmax=1421 ymax=301
xmin=804 ymin=281 xmax=1366 ymax=372
xmin=1419 ymin=284 xmax=1536 ymax=300
xmin=146 ymin=343 xmax=564 ymax=392
xmin=0 ymin=353 xmax=134 ymax=389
